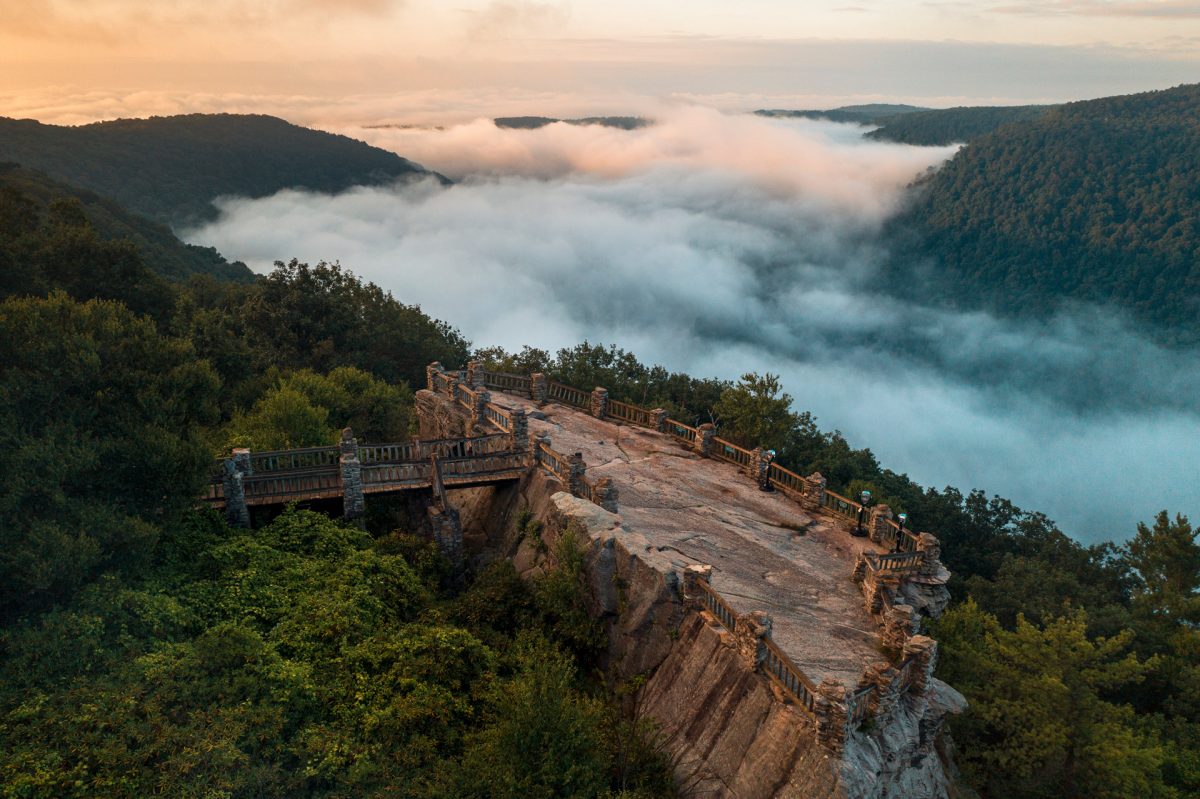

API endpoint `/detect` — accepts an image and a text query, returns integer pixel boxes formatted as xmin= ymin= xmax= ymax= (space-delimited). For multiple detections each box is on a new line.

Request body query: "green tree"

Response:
xmin=712 ymin=372 xmax=796 ymax=449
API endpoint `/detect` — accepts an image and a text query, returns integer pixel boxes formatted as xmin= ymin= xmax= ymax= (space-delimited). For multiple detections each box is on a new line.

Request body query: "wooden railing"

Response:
xmin=242 ymin=466 xmax=342 ymax=504
xmin=664 ymin=418 xmax=698 ymax=443
xmin=862 ymin=550 xmax=925 ymax=576
xmin=607 ymin=398 xmax=654 ymax=427
xmin=483 ymin=402 xmax=513 ymax=433
xmin=763 ymin=636 xmax=819 ymax=714
xmin=822 ymin=489 xmax=863 ymax=521
xmin=536 ymin=440 xmax=570 ymax=480
xmin=712 ymin=436 xmax=753 ymax=469
xmin=250 ymin=446 xmax=339 ymax=473
xmin=694 ymin=578 xmax=738 ymax=632
xmin=548 ymin=380 xmax=590 ymax=408
xmin=879 ymin=517 xmax=921 ymax=552
xmin=482 ymin=370 xmax=532 ymax=395
xmin=768 ymin=462 xmax=808 ymax=497
xmin=847 ymin=684 xmax=874 ymax=723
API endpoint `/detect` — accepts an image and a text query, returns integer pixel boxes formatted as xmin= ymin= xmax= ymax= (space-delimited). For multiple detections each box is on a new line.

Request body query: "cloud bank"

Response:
xmin=190 ymin=108 xmax=1200 ymax=543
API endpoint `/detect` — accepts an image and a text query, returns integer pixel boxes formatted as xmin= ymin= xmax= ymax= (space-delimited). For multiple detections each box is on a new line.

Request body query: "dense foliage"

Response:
xmin=885 ymin=83 xmax=1200 ymax=343
xmin=864 ymin=104 xmax=1054 ymax=145
xmin=0 ymin=114 xmax=437 ymax=226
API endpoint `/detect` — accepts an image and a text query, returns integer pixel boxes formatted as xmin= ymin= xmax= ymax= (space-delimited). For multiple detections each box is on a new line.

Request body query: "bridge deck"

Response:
xmin=508 ymin=395 xmax=889 ymax=687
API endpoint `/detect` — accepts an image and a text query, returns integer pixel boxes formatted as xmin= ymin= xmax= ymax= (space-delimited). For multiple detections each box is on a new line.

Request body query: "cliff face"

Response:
xmin=492 ymin=477 xmax=964 ymax=799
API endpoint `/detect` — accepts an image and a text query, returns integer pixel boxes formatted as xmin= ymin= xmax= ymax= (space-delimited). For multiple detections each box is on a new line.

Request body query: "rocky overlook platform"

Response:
xmin=501 ymin=392 xmax=887 ymax=688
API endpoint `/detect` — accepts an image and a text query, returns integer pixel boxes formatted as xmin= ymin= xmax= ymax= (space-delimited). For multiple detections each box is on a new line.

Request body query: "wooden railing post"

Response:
xmin=591 ymin=387 xmax=609 ymax=419
xmin=223 ymin=447 xmax=252 ymax=528
xmin=339 ymin=427 xmax=365 ymax=522
xmin=695 ymin=423 xmax=715 ymax=457
xmin=530 ymin=372 xmax=548 ymax=405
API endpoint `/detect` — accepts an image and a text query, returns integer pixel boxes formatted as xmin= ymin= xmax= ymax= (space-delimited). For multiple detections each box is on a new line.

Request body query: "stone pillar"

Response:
xmin=530 ymin=372 xmax=548 ymax=405
xmin=466 ymin=360 xmax=486 ymax=389
xmin=510 ymin=408 xmax=529 ymax=453
xmin=592 ymin=476 xmax=619 ymax=513
xmin=591 ymin=387 xmax=609 ymax=419
xmin=752 ymin=447 xmax=775 ymax=490
xmin=870 ymin=504 xmax=894 ymax=545
xmin=882 ymin=604 xmax=915 ymax=651
xmin=695 ymin=423 xmax=715 ymax=457
xmin=428 ymin=504 xmax=463 ymax=564
xmin=814 ymin=678 xmax=850 ymax=753
xmin=861 ymin=662 xmax=901 ymax=721
xmin=650 ymin=408 xmax=668 ymax=432
xmin=902 ymin=635 xmax=938 ymax=695
xmin=339 ymin=428 xmax=365 ymax=521
xmin=529 ymin=433 xmax=550 ymax=471
xmin=804 ymin=472 xmax=827 ymax=510
xmin=682 ymin=563 xmax=714 ymax=606
xmin=918 ymin=533 xmax=941 ymax=575
xmin=469 ymin=389 xmax=491 ymax=430
xmin=568 ymin=451 xmax=587 ymax=498
xmin=425 ymin=361 xmax=442 ymax=392
xmin=222 ymin=447 xmax=252 ymax=528
xmin=734 ymin=610 xmax=772 ymax=670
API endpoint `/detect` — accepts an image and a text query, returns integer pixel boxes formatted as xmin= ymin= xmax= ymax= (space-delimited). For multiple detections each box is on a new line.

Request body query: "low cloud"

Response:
xmin=189 ymin=110 xmax=1199 ymax=543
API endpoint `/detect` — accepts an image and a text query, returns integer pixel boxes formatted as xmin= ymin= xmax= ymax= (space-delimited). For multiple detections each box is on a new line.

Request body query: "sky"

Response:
xmin=3 ymin=0 xmax=1200 ymax=124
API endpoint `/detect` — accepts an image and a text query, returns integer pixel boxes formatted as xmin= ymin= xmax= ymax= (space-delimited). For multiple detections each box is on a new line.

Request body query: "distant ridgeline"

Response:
xmin=883 ymin=83 xmax=1200 ymax=344
xmin=493 ymin=116 xmax=652 ymax=130
xmin=755 ymin=104 xmax=928 ymax=126
xmin=0 ymin=113 xmax=442 ymax=228
xmin=755 ymin=103 xmax=1056 ymax=145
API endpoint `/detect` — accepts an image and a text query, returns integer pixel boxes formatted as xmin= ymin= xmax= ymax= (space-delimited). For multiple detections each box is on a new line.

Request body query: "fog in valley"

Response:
xmin=190 ymin=107 xmax=1200 ymax=544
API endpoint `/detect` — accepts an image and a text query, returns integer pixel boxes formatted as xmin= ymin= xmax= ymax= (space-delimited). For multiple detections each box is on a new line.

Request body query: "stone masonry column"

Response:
xmin=223 ymin=448 xmax=252 ymax=528
xmin=470 ymin=388 xmax=491 ymax=430
xmin=861 ymin=662 xmax=902 ymax=721
xmin=529 ymin=432 xmax=550 ymax=471
xmin=650 ymin=408 xmax=667 ymax=432
xmin=814 ymin=678 xmax=850 ymax=753
xmin=752 ymin=447 xmax=775 ymax=489
xmin=695 ymin=423 xmax=715 ymax=457
xmin=870 ymin=504 xmax=894 ymax=545
xmin=804 ymin=471 xmax=827 ymax=510
xmin=530 ymin=373 xmax=548 ymax=405
xmin=466 ymin=360 xmax=486 ymax=389
xmin=682 ymin=563 xmax=714 ymax=608
xmin=510 ymin=408 xmax=529 ymax=453
xmin=902 ymin=635 xmax=939 ymax=695
xmin=592 ymin=476 xmax=619 ymax=513
xmin=882 ymin=603 xmax=915 ymax=651
xmin=568 ymin=451 xmax=588 ymax=498
xmin=918 ymin=533 xmax=942 ymax=575
xmin=339 ymin=427 xmax=365 ymax=521
xmin=591 ymin=387 xmax=609 ymax=419
xmin=425 ymin=361 xmax=443 ymax=392
xmin=734 ymin=610 xmax=772 ymax=670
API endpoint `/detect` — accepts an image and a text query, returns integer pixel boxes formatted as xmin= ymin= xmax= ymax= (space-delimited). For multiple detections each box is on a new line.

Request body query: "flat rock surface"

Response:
xmin=500 ymin=393 xmax=890 ymax=687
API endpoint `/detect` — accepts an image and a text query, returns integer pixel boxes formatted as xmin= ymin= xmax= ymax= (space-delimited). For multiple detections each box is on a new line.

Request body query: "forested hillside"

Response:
xmin=864 ymin=104 xmax=1054 ymax=145
xmin=885 ymin=83 xmax=1200 ymax=343
xmin=0 ymin=163 xmax=252 ymax=285
xmin=0 ymin=114 xmax=439 ymax=227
